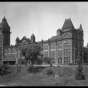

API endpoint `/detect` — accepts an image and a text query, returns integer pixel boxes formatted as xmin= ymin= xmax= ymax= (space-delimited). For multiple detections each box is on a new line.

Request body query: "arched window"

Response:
xmin=57 ymin=43 xmax=62 ymax=49
xmin=50 ymin=50 xmax=55 ymax=58
xmin=58 ymin=57 xmax=62 ymax=63
xmin=43 ymin=44 xmax=48 ymax=50
xmin=43 ymin=51 xmax=48 ymax=57
xmin=50 ymin=43 xmax=55 ymax=49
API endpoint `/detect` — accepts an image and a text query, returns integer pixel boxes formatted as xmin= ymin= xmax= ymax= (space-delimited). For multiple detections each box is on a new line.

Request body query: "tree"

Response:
xmin=75 ymin=54 xmax=85 ymax=80
xmin=77 ymin=54 xmax=81 ymax=65
xmin=21 ymin=43 xmax=42 ymax=68
xmin=0 ymin=64 xmax=9 ymax=76
xmin=43 ymin=57 xmax=53 ymax=67
xmin=27 ymin=44 xmax=42 ymax=68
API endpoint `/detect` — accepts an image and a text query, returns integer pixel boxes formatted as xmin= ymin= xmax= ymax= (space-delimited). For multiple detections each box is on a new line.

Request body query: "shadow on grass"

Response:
xmin=27 ymin=66 xmax=46 ymax=74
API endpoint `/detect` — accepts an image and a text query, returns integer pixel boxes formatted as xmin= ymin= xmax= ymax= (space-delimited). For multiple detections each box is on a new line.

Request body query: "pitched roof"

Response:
xmin=62 ymin=18 xmax=74 ymax=29
xmin=50 ymin=35 xmax=62 ymax=41
xmin=20 ymin=36 xmax=30 ymax=43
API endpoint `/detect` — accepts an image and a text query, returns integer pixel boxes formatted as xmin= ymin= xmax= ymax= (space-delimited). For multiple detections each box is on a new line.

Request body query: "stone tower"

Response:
xmin=0 ymin=16 xmax=11 ymax=61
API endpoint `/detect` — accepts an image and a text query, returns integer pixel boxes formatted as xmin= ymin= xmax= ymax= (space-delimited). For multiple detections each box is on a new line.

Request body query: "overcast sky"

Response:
xmin=0 ymin=2 xmax=88 ymax=46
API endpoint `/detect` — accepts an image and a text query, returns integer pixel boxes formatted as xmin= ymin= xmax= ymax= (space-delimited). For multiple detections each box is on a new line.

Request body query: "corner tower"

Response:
xmin=0 ymin=16 xmax=11 ymax=62
xmin=0 ymin=16 xmax=11 ymax=47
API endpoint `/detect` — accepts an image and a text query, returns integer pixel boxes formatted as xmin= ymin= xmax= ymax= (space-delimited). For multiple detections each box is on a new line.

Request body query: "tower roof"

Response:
xmin=31 ymin=34 xmax=35 ymax=38
xmin=16 ymin=37 xmax=20 ymax=41
xmin=62 ymin=18 xmax=74 ymax=29
xmin=0 ymin=16 xmax=10 ymax=30
xmin=79 ymin=24 xmax=83 ymax=31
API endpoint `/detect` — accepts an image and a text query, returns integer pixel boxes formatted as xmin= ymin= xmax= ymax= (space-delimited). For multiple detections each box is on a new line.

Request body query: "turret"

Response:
xmin=31 ymin=34 xmax=35 ymax=43
xmin=79 ymin=24 xmax=83 ymax=31
xmin=16 ymin=37 xmax=20 ymax=45
xmin=0 ymin=16 xmax=10 ymax=32
xmin=57 ymin=28 xmax=62 ymax=35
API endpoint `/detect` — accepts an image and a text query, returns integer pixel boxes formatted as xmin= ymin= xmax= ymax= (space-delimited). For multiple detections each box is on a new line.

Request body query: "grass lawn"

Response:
xmin=0 ymin=65 xmax=88 ymax=86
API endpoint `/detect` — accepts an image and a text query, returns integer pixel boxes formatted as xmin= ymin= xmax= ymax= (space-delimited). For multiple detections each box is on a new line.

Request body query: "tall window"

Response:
xmin=58 ymin=43 xmax=62 ymax=49
xmin=50 ymin=44 xmax=55 ymax=49
xmin=50 ymin=50 xmax=55 ymax=58
xmin=43 ymin=51 xmax=48 ymax=57
xmin=63 ymin=41 xmax=70 ymax=64
xmin=58 ymin=50 xmax=62 ymax=57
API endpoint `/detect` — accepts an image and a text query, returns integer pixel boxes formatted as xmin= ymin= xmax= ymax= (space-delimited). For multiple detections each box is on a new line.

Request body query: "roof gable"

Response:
xmin=50 ymin=35 xmax=62 ymax=41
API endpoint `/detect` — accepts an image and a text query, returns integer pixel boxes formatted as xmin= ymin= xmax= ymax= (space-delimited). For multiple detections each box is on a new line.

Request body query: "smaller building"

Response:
xmin=3 ymin=34 xmax=36 ymax=65
xmin=3 ymin=45 xmax=21 ymax=65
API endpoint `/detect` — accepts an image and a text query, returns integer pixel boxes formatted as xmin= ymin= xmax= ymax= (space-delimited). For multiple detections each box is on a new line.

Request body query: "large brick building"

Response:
xmin=0 ymin=16 xmax=87 ymax=65
xmin=38 ymin=18 xmax=84 ymax=65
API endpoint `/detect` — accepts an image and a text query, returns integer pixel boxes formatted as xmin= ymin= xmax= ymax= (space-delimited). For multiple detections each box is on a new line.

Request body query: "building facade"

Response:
xmin=3 ymin=34 xmax=36 ymax=65
xmin=38 ymin=18 xmax=84 ymax=65
xmin=0 ymin=16 xmax=87 ymax=65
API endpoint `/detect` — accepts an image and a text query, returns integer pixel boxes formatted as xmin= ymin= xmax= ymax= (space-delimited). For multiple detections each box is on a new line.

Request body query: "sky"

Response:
xmin=0 ymin=2 xmax=88 ymax=46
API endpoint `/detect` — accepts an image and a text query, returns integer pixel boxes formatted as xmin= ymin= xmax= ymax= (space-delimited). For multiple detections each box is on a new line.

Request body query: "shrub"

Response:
xmin=75 ymin=65 xmax=85 ymax=80
xmin=0 ymin=64 xmax=9 ymax=76
xmin=75 ymin=72 xmax=85 ymax=80
xmin=42 ymin=67 xmax=55 ymax=76
xmin=0 ymin=65 xmax=4 ymax=75
xmin=47 ymin=68 xmax=54 ymax=76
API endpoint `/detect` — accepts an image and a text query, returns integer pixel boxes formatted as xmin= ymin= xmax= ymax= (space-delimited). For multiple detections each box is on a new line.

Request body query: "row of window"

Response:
xmin=63 ymin=49 xmax=70 ymax=56
xmin=43 ymin=44 xmax=62 ymax=50
xmin=63 ymin=43 xmax=70 ymax=49
xmin=43 ymin=49 xmax=70 ymax=58
xmin=5 ymin=53 xmax=15 ymax=55
xmin=50 ymin=57 xmax=70 ymax=64
xmin=4 ymin=49 xmax=20 ymax=53
xmin=64 ymin=57 xmax=70 ymax=64
xmin=4 ymin=55 xmax=15 ymax=58
xmin=43 ymin=50 xmax=62 ymax=58
xmin=43 ymin=43 xmax=71 ymax=50
xmin=4 ymin=49 xmax=16 ymax=53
